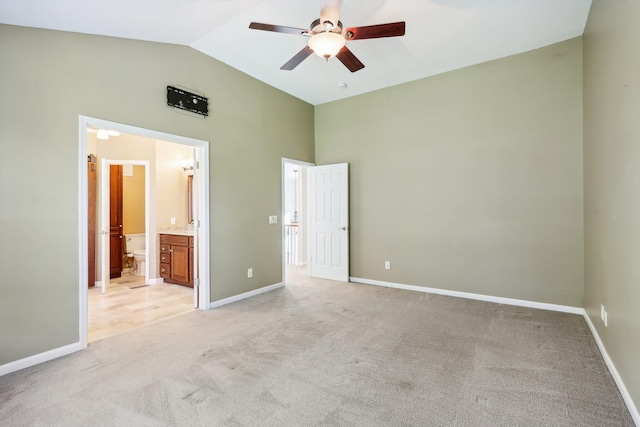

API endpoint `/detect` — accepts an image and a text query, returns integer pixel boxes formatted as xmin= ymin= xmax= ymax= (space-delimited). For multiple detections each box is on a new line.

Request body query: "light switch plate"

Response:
xmin=269 ymin=215 xmax=278 ymax=224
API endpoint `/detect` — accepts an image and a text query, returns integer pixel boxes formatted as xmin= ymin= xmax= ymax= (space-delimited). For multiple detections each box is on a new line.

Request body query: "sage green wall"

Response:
xmin=316 ymin=38 xmax=584 ymax=307
xmin=0 ymin=24 xmax=314 ymax=365
xmin=583 ymin=0 xmax=640 ymax=411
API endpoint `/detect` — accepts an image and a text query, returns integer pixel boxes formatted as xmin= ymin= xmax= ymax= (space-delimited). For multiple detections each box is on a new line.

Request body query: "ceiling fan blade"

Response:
xmin=249 ymin=22 xmax=308 ymax=36
xmin=336 ymin=46 xmax=365 ymax=73
xmin=345 ymin=22 xmax=406 ymax=40
xmin=281 ymin=46 xmax=314 ymax=71
xmin=320 ymin=0 xmax=343 ymax=27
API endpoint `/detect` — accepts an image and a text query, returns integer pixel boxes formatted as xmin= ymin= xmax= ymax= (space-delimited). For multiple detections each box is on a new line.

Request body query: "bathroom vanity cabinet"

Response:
xmin=159 ymin=234 xmax=194 ymax=288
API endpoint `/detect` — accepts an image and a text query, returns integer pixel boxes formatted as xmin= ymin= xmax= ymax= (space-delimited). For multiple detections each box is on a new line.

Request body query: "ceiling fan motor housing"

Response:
xmin=310 ymin=19 xmax=343 ymax=35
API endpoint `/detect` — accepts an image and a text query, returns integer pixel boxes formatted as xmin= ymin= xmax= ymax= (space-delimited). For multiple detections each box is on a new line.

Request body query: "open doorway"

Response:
xmin=282 ymin=159 xmax=313 ymax=285
xmin=282 ymin=159 xmax=351 ymax=285
xmin=89 ymin=155 xmax=195 ymax=343
xmin=79 ymin=116 xmax=210 ymax=348
xmin=94 ymin=160 xmax=150 ymax=287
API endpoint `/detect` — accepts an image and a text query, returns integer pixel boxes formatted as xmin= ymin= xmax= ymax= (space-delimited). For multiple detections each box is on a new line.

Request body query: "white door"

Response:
xmin=99 ymin=160 xmax=110 ymax=294
xmin=309 ymin=163 xmax=349 ymax=282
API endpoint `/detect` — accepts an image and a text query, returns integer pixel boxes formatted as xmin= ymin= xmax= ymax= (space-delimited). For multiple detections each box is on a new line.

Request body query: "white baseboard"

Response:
xmin=582 ymin=312 xmax=640 ymax=425
xmin=210 ymin=282 xmax=284 ymax=309
xmin=0 ymin=342 xmax=83 ymax=377
xmin=349 ymin=277 xmax=583 ymax=314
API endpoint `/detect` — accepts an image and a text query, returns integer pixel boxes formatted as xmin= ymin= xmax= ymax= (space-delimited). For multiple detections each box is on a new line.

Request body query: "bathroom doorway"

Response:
xmin=79 ymin=116 xmax=211 ymax=348
xmin=97 ymin=159 xmax=150 ymax=293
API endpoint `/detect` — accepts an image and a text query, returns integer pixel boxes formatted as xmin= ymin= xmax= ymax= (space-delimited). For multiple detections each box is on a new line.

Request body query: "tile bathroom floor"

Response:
xmin=88 ymin=273 xmax=194 ymax=342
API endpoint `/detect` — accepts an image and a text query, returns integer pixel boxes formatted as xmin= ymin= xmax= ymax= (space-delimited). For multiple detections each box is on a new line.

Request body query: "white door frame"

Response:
xmin=98 ymin=159 xmax=151 ymax=293
xmin=281 ymin=158 xmax=314 ymax=285
xmin=78 ymin=116 xmax=211 ymax=350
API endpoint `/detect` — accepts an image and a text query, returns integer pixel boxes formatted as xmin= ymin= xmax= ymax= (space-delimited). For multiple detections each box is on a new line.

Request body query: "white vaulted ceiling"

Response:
xmin=0 ymin=0 xmax=592 ymax=105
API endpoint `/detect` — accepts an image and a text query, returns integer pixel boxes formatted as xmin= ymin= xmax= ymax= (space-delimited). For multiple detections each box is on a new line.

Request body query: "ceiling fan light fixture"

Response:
xmin=308 ymin=32 xmax=345 ymax=59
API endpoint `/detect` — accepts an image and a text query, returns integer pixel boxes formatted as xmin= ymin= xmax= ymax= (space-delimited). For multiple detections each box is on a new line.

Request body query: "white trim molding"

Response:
xmin=582 ymin=312 xmax=640 ymax=425
xmin=0 ymin=342 xmax=82 ymax=377
xmin=349 ymin=277 xmax=583 ymax=314
xmin=210 ymin=282 xmax=284 ymax=309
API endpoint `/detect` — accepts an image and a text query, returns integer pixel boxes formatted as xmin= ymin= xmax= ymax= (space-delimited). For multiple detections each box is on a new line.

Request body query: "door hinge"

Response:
xmin=194 ymin=278 xmax=200 ymax=287
xmin=87 ymin=154 xmax=97 ymax=171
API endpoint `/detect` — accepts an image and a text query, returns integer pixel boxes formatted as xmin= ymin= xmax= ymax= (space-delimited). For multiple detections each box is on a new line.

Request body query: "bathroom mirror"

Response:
xmin=188 ymin=175 xmax=194 ymax=224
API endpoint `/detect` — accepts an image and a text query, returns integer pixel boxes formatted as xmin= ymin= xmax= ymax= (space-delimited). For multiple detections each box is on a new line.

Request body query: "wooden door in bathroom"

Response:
xmin=109 ymin=164 xmax=123 ymax=278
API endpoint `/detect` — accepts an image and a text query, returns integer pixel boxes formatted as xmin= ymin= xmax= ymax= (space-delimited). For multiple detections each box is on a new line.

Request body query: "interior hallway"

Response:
xmin=89 ymin=273 xmax=194 ymax=342
xmin=3 ymin=273 xmax=633 ymax=425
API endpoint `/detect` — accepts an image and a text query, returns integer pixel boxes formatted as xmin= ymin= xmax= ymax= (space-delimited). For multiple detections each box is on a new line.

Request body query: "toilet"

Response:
xmin=125 ymin=233 xmax=146 ymax=276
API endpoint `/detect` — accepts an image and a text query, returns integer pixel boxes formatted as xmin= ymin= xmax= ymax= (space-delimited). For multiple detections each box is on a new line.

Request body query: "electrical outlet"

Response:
xmin=170 ymin=217 xmax=176 ymax=225
xmin=247 ymin=268 xmax=253 ymax=278
xmin=269 ymin=215 xmax=278 ymax=224
xmin=384 ymin=261 xmax=391 ymax=270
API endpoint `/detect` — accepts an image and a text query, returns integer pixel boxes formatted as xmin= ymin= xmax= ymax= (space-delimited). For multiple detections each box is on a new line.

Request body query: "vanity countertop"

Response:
xmin=158 ymin=227 xmax=193 ymax=236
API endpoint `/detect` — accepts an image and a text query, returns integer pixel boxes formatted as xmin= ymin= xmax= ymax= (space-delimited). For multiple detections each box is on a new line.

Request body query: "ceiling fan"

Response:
xmin=248 ymin=0 xmax=405 ymax=72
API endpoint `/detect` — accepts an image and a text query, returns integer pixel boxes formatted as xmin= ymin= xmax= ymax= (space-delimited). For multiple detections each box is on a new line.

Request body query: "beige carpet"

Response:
xmin=0 ymin=271 xmax=634 ymax=426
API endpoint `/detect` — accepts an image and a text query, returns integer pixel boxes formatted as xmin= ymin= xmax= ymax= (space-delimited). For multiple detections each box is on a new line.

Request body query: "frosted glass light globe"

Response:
xmin=308 ymin=32 xmax=345 ymax=59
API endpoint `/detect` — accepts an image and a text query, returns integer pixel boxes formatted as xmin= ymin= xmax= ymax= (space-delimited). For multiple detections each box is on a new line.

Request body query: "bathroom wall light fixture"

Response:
xmin=94 ymin=129 xmax=120 ymax=140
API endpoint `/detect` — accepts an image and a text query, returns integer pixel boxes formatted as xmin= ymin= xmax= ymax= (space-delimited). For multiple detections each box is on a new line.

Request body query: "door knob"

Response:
xmin=339 ymin=226 xmax=349 ymax=231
